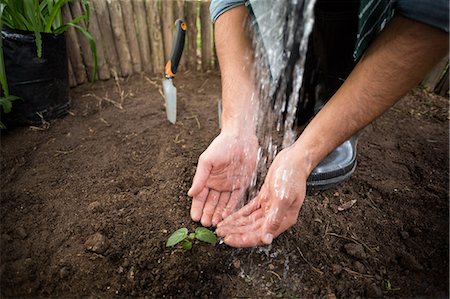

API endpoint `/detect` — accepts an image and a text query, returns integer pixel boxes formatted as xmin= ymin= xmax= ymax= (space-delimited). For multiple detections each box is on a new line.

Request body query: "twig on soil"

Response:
xmin=198 ymin=78 xmax=209 ymax=92
xmin=267 ymin=270 xmax=281 ymax=280
xmin=296 ymin=247 xmax=324 ymax=275
xmin=343 ymin=267 xmax=374 ymax=279
xmin=111 ymin=69 xmax=131 ymax=105
xmin=185 ymin=115 xmax=201 ymax=129
xmin=83 ymin=93 xmax=123 ymax=110
xmin=325 ymin=232 xmax=379 ymax=253
xmin=55 ymin=149 xmax=75 ymax=156
xmin=100 ymin=118 xmax=111 ymax=126
xmin=174 ymin=133 xmax=184 ymax=144
xmin=145 ymin=76 xmax=165 ymax=100
xmin=366 ymin=195 xmax=379 ymax=210
xmin=29 ymin=112 xmax=50 ymax=131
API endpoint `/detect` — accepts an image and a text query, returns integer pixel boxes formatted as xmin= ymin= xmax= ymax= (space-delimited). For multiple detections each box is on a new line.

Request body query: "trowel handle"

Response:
xmin=165 ymin=19 xmax=186 ymax=78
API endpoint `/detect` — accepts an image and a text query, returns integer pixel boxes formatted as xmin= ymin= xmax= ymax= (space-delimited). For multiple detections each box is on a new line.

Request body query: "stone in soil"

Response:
xmin=400 ymin=231 xmax=410 ymax=240
xmin=59 ymin=267 xmax=70 ymax=279
xmin=396 ymin=251 xmax=423 ymax=271
xmin=88 ymin=201 xmax=103 ymax=213
xmin=85 ymin=233 xmax=109 ymax=255
xmin=15 ymin=227 xmax=28 ymax=239
xmin=353 ymin=261 xmax=366 ymax=274
xmin=232 ymin=259 xmax=241 ymax=269
xmin=344 ymin=243 xmax=367 ymax=260
xmin=365 ymin=282 xmax=383 ymax=298
xmin=332 ymin=264 xmax=342 ymax=276
xmin=1 ymin=233 xmax=12 ymax=242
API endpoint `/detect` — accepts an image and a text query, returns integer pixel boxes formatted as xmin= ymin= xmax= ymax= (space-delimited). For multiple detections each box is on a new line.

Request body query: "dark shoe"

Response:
xmin=307 ymin=136 xmax=357 ymax=191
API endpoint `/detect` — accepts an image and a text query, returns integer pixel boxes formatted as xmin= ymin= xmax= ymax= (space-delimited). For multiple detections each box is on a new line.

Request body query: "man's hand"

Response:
xmin=188 ymin=132 xmax=258 ymax=227
xmin=216 ymin=145 xmax=309 ymax=247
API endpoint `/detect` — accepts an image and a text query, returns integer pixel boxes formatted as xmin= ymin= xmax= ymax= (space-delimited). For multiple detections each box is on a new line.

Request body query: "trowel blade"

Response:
xmin=162 ymin=78 xmax=177 ymax=124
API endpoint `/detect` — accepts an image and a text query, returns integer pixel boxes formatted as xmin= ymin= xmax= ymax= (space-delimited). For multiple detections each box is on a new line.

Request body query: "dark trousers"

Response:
xmin=295 ymin=0 xmax=360 ymax=126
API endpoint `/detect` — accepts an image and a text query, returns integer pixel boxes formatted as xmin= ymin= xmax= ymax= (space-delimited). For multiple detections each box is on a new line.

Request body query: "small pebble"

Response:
xmin=344 ymin=243 xmax=367 ymax=260
xmin=353 ymin=261 xmax=366 ymax=273
xmin=59 ymin=267 xmax=70 ymax=279
xmin=325 ymin=293 xmax=337 ymax=299
xmin=268 ymin=263 xmax=275 ymax=270
xmin=400 ymin=231 xmax=410 ymax=240
xmin=88 ymin=201 xmax=102 ymax=213
xmin=332 ymin=264 xmax=342 ymax=276
xmin=16 ymin=227 xmax=28 ymax=240
xmin=232 ymin=259 xmax=241 ymax=269
xmin=397 ymin=251 xmax=423 ymax=271
xmin=365 ymin=283 xmax=383 ymax=298
xmin=1 ymin=234 xmax=12 ymax=242
xmin=410 ymin=227 xmax=422 ymax=236
xmin=85 ymin=233 xmax=109 ymax=254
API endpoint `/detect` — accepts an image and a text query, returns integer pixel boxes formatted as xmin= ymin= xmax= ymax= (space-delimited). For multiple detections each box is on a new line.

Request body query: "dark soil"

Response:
xmin=1 ymin=72 xmax=448 ymax=298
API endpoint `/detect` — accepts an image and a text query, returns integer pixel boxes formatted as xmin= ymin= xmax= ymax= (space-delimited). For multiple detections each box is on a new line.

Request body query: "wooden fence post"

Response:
xmin=435 ymin=66 xmax=449 ymax=96
xmin=86 ymin=0 xmax=111 ymax=80
xmin=145 ymin=0 xmax=164 ymax=74
xmin=133 ymin=0 xmax=152 ymax=73
xmin=423 ymin=57 xmax=449 ymax=91
xmin=69 ymin=1 xmax=95 ymax=80
xmin=65 ymin=0 xmax=222 ymax=83
xmin=67 ymin=59 xmax=78 ymax=87
xmin=185 ymin=0 xmax=198 ymax=70
xmin=161 ymin=0 xmax=175 ymax=62
xmin=119 ymin=0 xmax=142 ymax=73
xmin=91 ymin=0 xmax=122 ymax=77
xmin=200 ymin=0 xmax=212 ymax=70
xmin=107 ymin=0 xmax=133 ymax=76
xmin=62 ymin=4 xmax=86 ymax=85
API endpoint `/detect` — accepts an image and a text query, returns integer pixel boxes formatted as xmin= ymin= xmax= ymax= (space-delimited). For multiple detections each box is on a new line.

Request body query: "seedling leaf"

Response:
xmin=182 ymin=240 xmax=192 ymax=251
xmin=188 ymin=233 xmax=195 ymax=240
xmin=166 ymin=227 xmax=188 ymax=247
xmin=195 ymin=227 xmax=217 ymax=245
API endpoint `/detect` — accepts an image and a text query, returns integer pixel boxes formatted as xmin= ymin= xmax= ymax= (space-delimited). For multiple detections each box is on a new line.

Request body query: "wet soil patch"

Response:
xmin=1 ymin=72 xmax=448 ymax=298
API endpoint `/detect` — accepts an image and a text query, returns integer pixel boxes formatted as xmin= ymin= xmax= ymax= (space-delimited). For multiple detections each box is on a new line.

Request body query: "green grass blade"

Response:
xmin=81 ymin=0 xmax=90 ymax=30
xmin=44 ymin=0 xmax=70 ymax=33
xmin=61 ymin=23 xmax=97 ymax=81
xmin=0 ymin=95 xmax=20 ymax=113
xmin=0 ymin=2 xmax=9 ymax=96
xmin=4 ymin=5 xmax=33 ymax=30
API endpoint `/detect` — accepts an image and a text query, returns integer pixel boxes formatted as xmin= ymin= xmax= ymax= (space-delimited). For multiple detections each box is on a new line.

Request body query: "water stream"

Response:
xmin=228 ymin=0 xmax=317 ymax=282
xmin=249 ymin=0 xmax=316 ymax=202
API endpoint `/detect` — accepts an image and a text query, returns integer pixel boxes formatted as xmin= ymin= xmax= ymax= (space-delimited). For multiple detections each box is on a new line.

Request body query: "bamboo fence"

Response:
xmin=65 ymin=0 xmax=448 ymax=96
xmin=65 ymin=0 xmax=216 ymax=87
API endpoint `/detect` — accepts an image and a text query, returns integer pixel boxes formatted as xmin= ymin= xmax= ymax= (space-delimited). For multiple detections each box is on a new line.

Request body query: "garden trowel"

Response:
xmin=163 ymin=19 xmax=186 ymax=124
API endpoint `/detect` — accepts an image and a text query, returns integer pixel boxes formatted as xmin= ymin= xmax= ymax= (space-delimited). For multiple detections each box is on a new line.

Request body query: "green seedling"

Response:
xmin=166 ymin=227 xmax=217 ymax=251
xmin=385 ymin=279 xmax=400 ymax=291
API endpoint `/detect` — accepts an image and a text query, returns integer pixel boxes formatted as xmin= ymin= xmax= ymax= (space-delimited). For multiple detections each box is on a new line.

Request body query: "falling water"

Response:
xmin=226 ymin=0 xmax=317 ymax=284
xmin=248 ymin=0 xmax=316 ymax=197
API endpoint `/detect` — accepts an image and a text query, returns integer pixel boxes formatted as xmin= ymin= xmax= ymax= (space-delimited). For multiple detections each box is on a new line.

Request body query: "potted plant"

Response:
xmin=0 ymin=0 xmax=97 ymax=127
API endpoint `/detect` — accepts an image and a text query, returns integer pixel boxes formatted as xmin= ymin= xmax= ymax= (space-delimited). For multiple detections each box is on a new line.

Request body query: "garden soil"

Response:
xmin=1 ymin=72 xmax=448 ymax=298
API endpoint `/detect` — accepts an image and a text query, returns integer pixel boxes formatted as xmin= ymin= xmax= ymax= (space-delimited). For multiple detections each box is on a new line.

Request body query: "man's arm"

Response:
xmin=188 ymin=6 xmax=259 ymax=226
xmin=293 ymin=15 xmax=449 ymax=175
xmin=215 ymin=6 xmax=258 ymax=134
xmin=217 ymin=15 xmax=449 ymax=247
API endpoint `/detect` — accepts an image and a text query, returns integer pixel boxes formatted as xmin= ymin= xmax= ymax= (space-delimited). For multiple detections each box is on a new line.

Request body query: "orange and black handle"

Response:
xmin=164 ymin=19 xmax=186 ymax=79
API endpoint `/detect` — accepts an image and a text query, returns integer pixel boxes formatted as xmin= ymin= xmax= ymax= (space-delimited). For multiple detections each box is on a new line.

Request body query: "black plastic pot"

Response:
xmin=1 ymin=28 xmax=70 ymax=126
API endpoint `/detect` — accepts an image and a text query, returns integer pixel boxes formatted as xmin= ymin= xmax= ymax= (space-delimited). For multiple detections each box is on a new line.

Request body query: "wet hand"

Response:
xmin=216 ymin=146 xmax=307 ymax=247
xmin=188 ymin=132 xmax=258 ymax=227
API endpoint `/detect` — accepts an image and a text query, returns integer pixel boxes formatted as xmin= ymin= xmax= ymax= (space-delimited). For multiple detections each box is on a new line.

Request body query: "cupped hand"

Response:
xmin=216 ymin=145 xmax=308 ymax=247
xmin=188 ymin=132 xmax=258 ymax=227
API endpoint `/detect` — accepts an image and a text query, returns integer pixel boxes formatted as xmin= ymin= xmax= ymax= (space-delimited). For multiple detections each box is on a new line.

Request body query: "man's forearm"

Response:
xmin=215 ymin=6 xmax=258 ymax=135
xmin=293 ymin=16 xmax=449 ymax=173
